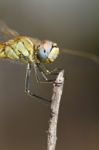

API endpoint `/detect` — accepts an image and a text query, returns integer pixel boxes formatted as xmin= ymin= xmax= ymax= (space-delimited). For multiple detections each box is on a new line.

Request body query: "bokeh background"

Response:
xmin=0 ymin=0 xmax=98 ymax=150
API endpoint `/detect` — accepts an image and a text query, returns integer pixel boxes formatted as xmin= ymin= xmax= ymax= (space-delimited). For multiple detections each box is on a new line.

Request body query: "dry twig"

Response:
xmin=47 ymin=70 xmax=64 ymax=150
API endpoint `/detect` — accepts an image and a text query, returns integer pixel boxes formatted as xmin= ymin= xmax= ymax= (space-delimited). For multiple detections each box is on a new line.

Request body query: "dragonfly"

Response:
xmin=0 ymin=20 xmax=60 ymax=103
xmin=0 ymin=21 xmax=98 ymax=103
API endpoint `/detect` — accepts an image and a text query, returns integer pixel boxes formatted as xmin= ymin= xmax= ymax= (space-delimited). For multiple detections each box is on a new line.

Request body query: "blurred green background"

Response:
xmin=0 ymin=0 xmax=98 ymax=150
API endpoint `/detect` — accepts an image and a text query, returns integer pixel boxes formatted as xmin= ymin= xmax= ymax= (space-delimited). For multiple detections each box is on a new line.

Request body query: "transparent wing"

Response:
xmin=0 ymin=20 xmax=19 ymax=42
xmin=61 ymin=48 xmax=99 ymax=64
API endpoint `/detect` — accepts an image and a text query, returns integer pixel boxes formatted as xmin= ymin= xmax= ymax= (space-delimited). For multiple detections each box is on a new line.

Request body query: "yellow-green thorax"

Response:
xmin=0 ymin=36 xmax=40 ymax=63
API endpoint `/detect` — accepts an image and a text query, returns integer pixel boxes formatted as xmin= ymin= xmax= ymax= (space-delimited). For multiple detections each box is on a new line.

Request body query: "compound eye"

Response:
xmin=44 ymin=49 xmax=46 ymax=53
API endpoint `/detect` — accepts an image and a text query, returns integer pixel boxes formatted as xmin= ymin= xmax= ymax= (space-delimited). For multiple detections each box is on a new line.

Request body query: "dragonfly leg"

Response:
xmin=25 ymin=63 xmax=51 ymax=103
xmin=37 ymin=64 xmax=67 ymax=82
xmin=45 ymin=67 xmax=61 ymax=75
xmin=34 ymin=63 xmax=63 ymax=84
xmin=25 ymin=63 xmax=31 ymax=93
xmin=34 ymin=63 xmax=55 ymax=83
xmin=37 ymin=63 xmax=62 ymax=75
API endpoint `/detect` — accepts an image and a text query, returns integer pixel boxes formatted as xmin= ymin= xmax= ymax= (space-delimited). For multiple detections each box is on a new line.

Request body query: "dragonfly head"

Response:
xmin=37 ymin=40 xmax=59 ymax=63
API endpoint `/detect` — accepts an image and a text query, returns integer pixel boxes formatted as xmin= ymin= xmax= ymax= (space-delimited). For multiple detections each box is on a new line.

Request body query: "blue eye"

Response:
xmin=38 ymin=48 xmax=49 ymax=60
xmin=44 ymin=49 xmax=46 ymax=53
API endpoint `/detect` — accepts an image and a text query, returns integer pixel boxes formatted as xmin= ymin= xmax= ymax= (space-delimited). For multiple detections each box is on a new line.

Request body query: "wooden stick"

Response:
xmin=47 ymin=70 xmax=64 ymax=150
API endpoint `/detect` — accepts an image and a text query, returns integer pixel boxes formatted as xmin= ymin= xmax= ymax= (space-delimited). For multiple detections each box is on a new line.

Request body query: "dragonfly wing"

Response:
xmin=0 ymin=20 xmax=19 ymax=42
xmin=62 ymin=48 xmax=99 ymax=64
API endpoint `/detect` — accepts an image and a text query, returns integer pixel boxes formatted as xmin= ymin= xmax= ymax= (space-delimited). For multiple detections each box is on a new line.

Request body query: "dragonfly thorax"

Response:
xmin=0 ymin=36 xmax=37 ymax=63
